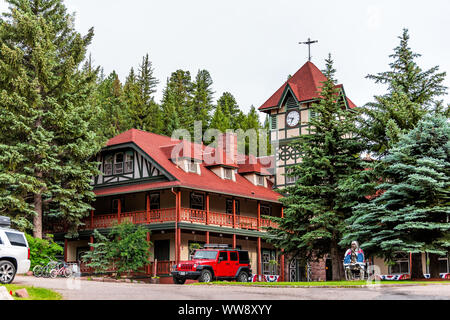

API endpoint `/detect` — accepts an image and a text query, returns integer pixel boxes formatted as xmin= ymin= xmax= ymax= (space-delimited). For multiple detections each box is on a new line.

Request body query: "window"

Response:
xmin=104 ymin=155 xmax=113 ymax=176
xmin=188 ymin=160 xmax=198 ymax=173
xmin=5 ymin=232 xmax=27 ymax=247
xmin=124 ymin=151 xmax=133 ymax=174
xmin=239 ymin=251 xmax=250 ymax=264
xmin=149 ymin=193 xmax=160 ymax=210
xmin=262 ymin=249 xmax=277 ymax=275
xmin=229 ymin=251 xmax=238 ymax=261
xmin=270 ymin=115 xmax=277 ymax=130
xmin=114 ymin=152 xmax=124 ymax=175
xmin=285 ymin=167 xmax=298 ymax=184
xmin=224 ymin=168 xmax=233 ymax=180
xmin=257 ymin=175 xmax=265 ymax=186
xmin=389 ymin=252 xmax=410 ymax=274
xmin=260 ymin=205 xmax=272 ymax=216
xmin=219 ymin=251 xmax=228 ymax=261
xmin=190 ymin=193 xmax=204 ymax=210
xmin=226 ymin=199 xmax=240 ymax=215
xmin=439 ymin=256 xmax=449 ymax=274
xmin=112 ymin=198 xmax=124 ymax=213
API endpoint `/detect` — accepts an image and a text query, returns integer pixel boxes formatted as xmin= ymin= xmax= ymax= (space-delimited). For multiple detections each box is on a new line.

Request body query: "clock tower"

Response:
xmin=258 ymin=61 xmax=357 ymax=190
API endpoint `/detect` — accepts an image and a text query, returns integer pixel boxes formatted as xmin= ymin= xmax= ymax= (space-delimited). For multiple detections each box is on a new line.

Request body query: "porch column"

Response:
xmin=90 ymin=210 xmax=94 ymax=229
xmin=257 ymin=201 xmax=261 ymax=231
xmin=206 ymin=231 xmax=210 ymax=244
xmin=89 ymin=235 xmax=94 ymax=251
xmin=280 ymin=206 xmax=285 ymax=281
xmin=206 ymin=194 xmax=210 ymax=225
xmin=146 ymin=194 xmax=150 ymax=224
xmin=146 ymin=232 xmax=151 ymax=274
xmin=175 ymin=190 xmax=181 ymax=264
xmin=232 ymin=198 xmax=236 ymax=248
xmin=117 ymin=199 xmax=122 ymax=224
xmin=232 ymin=198 xmax=236 ymax=228
xmin=64 ymin=238 xmax=68 ymax=262
xmin=257 ymin=237 xmax=262 ymax=276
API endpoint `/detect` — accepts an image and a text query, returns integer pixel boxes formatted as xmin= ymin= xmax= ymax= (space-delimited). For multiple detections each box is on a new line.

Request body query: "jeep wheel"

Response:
xmin=199 ymin=269 xmax=213 ymax=283
xmin=237 ymin=271 xmax=249 ymax=282
xmin=0 ymin=261 xmax=16 ymax=284
xmin=173 ymin=276 xmax=186 ymax=285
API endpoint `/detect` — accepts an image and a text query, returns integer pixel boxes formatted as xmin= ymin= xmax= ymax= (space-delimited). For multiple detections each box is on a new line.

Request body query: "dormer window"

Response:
xmin=114 ymin=152 xmax=124 ymax=174
xmin=104 ymin=155 xmax=113 ymax=176
xmin=224 ymin=168 xmax=233 ymax=180
xmin=188 ymin=160 xmax=198 ymax=173
xmin=257 ymin=175 xmax=265 ymax=186
xmin=124 ymin=151 xmax=134 ymax=174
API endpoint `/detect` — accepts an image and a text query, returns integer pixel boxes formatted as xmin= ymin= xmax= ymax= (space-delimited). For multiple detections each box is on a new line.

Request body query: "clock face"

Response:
xmin=286 ymin=110 xmax=300 ymax=128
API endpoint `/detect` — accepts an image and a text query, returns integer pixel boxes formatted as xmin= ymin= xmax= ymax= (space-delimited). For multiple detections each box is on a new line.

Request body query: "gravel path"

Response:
xmin=13 ymin=276 xmax=450 ymax=300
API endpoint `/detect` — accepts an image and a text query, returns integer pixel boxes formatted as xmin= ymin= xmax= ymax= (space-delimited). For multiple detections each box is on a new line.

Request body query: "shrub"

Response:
xmin=25 ymin=234 xmax=63 ymax=269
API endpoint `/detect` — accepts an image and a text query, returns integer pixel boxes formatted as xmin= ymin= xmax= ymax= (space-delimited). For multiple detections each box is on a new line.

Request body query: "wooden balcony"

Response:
xmin=70 ymin=207 xmax=278 ymax=232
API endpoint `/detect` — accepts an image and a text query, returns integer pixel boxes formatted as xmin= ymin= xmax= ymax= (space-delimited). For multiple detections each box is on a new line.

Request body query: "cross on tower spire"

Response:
xmin=299 ymin=38 xmax=318 ymax=62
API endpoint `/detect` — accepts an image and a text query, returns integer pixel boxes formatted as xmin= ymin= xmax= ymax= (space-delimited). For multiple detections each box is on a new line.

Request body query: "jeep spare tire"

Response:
xmin=199 ymin=269 xmax=213 ymax=283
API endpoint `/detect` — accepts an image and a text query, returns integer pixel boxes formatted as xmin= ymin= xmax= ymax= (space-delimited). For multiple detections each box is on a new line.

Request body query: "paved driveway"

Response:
xmin=13 ymin=276 xmax=450 ymax=300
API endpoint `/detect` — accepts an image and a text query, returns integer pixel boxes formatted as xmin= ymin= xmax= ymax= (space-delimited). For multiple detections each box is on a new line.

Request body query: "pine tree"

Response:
xmin=216 ymin=92 xmax=241 ymax=130
xmin=95 ymin=71 xmax=129 ymax=140
xmin=343 ymin=116 xmax=450 ymax=278
xmin=0 ymin=0 xmax=102 ymax=238
xmin=160 ymin=70 xmax=193 ymax=136
xmin=265 ymin=56 xmax=365 ymax=280
xmin=124 ymin=54 xmax=162 ymax=133
xmin=191 ymin=69 xmax=214 ymax=134
xmin=360 ymin=29 xmax=447 ymax=156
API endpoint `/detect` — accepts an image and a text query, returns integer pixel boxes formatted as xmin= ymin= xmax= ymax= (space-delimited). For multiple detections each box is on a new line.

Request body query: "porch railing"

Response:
xmin=47 ymin=207 xmax=278 ymax=233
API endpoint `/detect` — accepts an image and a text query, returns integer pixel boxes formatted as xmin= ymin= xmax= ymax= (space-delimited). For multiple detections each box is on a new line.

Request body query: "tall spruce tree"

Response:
xmin=360 ymin=29 xmax=447 ymax=156
xmin=216 ymin=92 xmax=241 ymax=130
xmin=191 ymin=69 xmax=214 ymax=134
xmin=265 ymin=56 xmax=365 ymax=280
xmin=343 ymin=116 xmax=450 ymax=278
xmin=160 ymin=70 xmax=193 ymax=136
xmin=0 ymin=0 xmax=102 ymax=237
xmin=124 ymin=54 xmax=162 ymax=133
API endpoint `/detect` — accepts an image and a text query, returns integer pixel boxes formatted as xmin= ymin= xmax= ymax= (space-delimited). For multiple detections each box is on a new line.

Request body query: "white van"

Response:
xmin=0 ymin=216 xmax=30 ymax=284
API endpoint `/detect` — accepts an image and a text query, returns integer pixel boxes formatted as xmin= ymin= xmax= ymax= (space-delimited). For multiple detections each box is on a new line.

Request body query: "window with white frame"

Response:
xmin=285 ymin=167 xmax=298 ymax=184
xmin=124 ymin=151 xmax=133 ymax=174
xmin=114 ymin=152 xmax=124 ymax=175
xmin=224 ymin=168 xmax=233 ymax=180
xmin=389 ymin=252 xmax=410 ymax=274
xmin=257 ymin=175 xmax=265 ymax=186
xmin=104 ymin=155 xmax=113 ymax=176
xmin=188 ymin=160 xmax=198 ymax=173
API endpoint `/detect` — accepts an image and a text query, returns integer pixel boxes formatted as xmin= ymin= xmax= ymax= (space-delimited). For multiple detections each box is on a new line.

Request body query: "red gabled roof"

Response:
xmin=259 ymin=61 xmax=357 ymax=111
xmin=96 ymin=129 xmax=282 ymax=203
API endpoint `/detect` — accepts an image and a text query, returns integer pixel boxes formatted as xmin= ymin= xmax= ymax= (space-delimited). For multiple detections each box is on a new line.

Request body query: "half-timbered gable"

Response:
xmin=91 ymin=142 xmax=175 ymax=188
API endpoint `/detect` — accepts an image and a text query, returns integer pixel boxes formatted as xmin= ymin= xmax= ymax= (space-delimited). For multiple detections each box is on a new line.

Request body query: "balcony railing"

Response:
xmin=46 ymin=207 xmax=278 ymax=233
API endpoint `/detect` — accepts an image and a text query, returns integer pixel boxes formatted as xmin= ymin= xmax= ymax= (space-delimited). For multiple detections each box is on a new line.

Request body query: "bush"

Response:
xmin=25 ymin=234 xmax=63 ymax=269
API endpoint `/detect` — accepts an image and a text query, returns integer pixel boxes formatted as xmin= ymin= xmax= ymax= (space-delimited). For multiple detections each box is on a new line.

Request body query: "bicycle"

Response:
xmin=50 ymin=262 xmax=73 ymax=278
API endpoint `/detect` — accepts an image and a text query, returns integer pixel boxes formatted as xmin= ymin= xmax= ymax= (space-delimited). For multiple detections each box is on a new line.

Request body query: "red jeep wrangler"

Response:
xmin=171 ymin=244 xmax=252 ymax=284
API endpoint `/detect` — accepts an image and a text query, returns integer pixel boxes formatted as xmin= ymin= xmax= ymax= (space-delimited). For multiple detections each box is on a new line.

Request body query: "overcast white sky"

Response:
xmin=1 ymin=0 xmax=450 ymax=118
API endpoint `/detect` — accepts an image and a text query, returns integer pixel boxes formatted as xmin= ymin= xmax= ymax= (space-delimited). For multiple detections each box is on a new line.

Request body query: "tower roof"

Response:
xmin=259 ymin=61 xmax=357 ymax=111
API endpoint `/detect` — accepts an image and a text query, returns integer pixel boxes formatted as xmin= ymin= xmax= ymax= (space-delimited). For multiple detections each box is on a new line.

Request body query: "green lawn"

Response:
xmin=1 ymin=284 xmax=62 ymax=300
xmin=191 ymin=280 xmax=450 ymax=287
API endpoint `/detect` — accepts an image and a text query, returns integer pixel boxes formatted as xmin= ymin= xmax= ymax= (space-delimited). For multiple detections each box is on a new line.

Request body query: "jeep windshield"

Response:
xmin=193 ymin=250 xmax=218 ymax=260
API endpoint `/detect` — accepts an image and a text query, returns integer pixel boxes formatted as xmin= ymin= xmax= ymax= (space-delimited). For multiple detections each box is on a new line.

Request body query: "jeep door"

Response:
xmin=216 ymin=251 xmax=230 ymax=277
xmin=229 ymin=251 xmax=240 ymax=277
